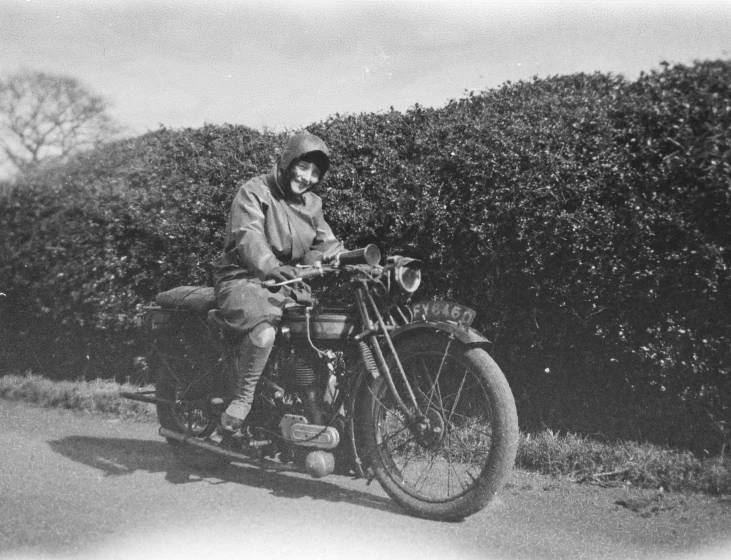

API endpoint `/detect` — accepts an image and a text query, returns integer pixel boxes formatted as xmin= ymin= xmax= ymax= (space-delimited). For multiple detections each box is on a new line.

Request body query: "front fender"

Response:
xmin=390 ymin=320 xmax=491 ymax=347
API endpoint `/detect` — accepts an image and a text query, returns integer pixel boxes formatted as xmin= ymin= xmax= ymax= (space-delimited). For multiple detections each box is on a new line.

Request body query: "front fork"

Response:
xmin=354 ymin=284 xmax=430 ymax=434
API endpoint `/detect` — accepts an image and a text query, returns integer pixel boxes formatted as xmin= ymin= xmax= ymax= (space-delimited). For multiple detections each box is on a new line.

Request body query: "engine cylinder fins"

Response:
xmin=283 ymin=355 xmax=317 ymax=386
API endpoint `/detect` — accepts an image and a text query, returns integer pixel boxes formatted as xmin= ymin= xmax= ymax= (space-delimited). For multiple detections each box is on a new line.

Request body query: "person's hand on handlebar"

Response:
xmin=302 ymin=250 xmax=324 ymax=266
xmin=265 ymin=265 xmax=299 ymax=283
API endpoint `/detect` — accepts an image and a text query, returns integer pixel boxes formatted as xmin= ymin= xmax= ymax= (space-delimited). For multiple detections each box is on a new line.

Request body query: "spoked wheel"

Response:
xmin=361 ymin=333 xmax=518 ymax=521
xmin=153 ymin=351 xmax=232 ymax=472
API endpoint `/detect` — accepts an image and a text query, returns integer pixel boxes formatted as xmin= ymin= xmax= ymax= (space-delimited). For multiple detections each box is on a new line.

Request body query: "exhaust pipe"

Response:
xmin=160 ymin=427 xmax=304 ymax=474
xmin=160 ymin=428 xmax=337 ymax=479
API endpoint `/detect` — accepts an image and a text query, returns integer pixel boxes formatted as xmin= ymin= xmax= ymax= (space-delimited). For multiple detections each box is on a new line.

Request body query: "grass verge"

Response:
xmin=517 ymin=429 xmax=731 ymax=494
xmin=0 ymin=371 xmax=156 ymax=421
xmin=1 ymin=372 xmax=729 ymax=494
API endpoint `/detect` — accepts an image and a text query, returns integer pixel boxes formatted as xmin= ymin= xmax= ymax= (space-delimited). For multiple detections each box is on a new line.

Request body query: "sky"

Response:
xmin=1 ymin=0 xmax=731 ymax=137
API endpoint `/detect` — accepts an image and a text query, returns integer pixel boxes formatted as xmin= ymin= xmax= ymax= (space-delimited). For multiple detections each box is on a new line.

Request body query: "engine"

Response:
xmin=270 ymin=343 xmax=342 ymax=477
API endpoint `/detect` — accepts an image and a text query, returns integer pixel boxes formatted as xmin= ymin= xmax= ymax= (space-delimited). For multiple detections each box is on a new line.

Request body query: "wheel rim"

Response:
xmin=373 ymin=343 xmax=495 ymax=503
xmin=157 ymin=353 xmax=222 ymax=439
xmin=172 ymin=394 xmax=216 ymax=437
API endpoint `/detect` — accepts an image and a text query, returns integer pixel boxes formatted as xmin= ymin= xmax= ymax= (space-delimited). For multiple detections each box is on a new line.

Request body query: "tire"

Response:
xmin=360 ymin=332 xmax=518 ymax=521
xmin=153 ymin=350 xmax=232 ymax=472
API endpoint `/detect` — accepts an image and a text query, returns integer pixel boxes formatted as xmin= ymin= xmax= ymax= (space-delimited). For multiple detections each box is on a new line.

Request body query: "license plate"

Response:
xmin=410 ymin=300 xmax=476 ymax=327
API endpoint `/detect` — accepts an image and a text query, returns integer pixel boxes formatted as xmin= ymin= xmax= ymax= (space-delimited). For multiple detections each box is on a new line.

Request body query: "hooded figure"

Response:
xmin=212 ymin=132 xmax=344 ymax=431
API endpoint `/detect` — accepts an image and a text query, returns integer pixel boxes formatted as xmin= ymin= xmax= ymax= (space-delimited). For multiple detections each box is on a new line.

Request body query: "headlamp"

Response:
xmin=387 ymin=256 xmax=422 ymax=293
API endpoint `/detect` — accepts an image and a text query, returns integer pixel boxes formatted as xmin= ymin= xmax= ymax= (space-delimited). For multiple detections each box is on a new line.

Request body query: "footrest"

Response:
xmin=120 ymin=391 xmax=173 ymax=406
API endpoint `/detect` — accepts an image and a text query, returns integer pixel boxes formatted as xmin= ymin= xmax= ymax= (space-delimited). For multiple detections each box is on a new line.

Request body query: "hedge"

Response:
xmin=1 ymin=60 xmax=729 ymax=452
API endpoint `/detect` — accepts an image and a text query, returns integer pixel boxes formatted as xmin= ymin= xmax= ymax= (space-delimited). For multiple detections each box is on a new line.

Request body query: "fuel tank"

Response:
xmin=280 ymin=308 xmax=357 ymax=341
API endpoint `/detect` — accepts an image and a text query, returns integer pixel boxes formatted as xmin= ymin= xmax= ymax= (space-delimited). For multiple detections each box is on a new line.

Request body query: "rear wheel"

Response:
xmin=153 ymin=349 xmax=232 ymax=472
xmin=361 ymin=333 xmax=518 ymax=521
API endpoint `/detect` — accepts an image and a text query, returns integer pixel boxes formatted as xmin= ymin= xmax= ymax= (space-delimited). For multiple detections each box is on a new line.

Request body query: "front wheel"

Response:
xmin=360 ymin=333 xmax=518 ymax=521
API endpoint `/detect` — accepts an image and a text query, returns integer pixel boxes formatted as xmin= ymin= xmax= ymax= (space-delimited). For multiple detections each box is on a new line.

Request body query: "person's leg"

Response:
xmin=221 ymin=321 xmax=276 ymax=431
xmin=214 ymin=278 xmax=291 ymax=432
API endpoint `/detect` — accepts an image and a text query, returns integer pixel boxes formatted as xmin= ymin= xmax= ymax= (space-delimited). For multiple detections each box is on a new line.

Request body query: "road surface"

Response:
xmin=1 ymin=400 xmax=730 ymax=560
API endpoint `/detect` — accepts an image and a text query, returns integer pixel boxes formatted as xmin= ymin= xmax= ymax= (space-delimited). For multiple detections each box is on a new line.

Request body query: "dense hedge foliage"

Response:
xmin=1 ymin=60 xmax=729 ymax=452
xmin=0 ymin=125 xmax=280 ymax=378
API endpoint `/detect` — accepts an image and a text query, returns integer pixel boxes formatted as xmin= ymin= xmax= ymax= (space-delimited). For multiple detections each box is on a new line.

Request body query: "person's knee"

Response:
xmin=248 ymin=322 xmax=276 ymax=348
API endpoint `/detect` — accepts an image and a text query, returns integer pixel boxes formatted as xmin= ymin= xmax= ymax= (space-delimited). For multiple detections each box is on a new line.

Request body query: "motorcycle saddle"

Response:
xmin=155 ymin=286 xmax=306 ymax=332
xmin=155 ymin=286 xmax=216 ymax=313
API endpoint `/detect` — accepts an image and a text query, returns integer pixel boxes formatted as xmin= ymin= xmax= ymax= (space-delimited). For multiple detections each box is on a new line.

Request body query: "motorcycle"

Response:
xmin=122 ymin=245 xmax=518 ymax=521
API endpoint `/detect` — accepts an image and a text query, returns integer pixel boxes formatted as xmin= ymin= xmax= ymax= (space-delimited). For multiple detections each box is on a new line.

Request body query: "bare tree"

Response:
xmin=0 ymin=70 xmax=122 ymax=174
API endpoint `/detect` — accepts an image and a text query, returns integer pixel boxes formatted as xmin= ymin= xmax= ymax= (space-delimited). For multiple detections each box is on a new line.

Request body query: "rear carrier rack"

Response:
xmin=135 ymin=305 xmax=192 ymax=331
xmin=124 ymin=306 xmax=201 ymax=405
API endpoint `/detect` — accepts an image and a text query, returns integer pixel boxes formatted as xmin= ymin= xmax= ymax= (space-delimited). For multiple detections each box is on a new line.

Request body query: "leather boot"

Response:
xmin=221 ymin=329 xmax=273 ymax=432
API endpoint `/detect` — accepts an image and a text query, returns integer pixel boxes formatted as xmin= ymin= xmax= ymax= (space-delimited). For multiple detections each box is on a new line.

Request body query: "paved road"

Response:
xmin=1 ymin=400 xmax=730 ymax=560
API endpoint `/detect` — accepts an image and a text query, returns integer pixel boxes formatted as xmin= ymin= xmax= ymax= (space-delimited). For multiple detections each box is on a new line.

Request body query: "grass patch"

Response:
xmin=0 ymin=371 xmax=156 ymax=420
xmin=517 ymin=429 xmax=731 ymax=494
xmin=1 ymin=372 xmax=729 ymax=494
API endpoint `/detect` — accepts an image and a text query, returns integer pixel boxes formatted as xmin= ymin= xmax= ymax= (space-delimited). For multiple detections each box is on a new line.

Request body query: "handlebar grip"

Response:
xmin=337 ymin=244 xmax=381 ymax=266
xmin=297 ymin=266 xmax=326 ymax=280
xmin=261 ymin=266 xmax=326 ymax=288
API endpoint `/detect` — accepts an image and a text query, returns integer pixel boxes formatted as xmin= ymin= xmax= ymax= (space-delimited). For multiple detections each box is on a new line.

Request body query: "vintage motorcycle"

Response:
xmin=123 ymin=245 xmax=518 ymax=521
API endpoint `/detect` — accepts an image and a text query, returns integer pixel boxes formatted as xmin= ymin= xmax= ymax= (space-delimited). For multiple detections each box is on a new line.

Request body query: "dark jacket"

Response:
xmin=213 ymin=164 xmax=343 ymax=286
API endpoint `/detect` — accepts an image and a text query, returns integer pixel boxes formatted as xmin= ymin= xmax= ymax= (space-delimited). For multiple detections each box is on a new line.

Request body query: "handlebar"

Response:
xmin=261 ymin=266 xmax=327 ymax=288
xmin=261 ymin=244 xmax=382 ymax=288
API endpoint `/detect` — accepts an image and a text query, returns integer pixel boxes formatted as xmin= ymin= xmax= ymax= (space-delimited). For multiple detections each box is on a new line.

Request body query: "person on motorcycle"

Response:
xmin=212 ymin=132 xmax=344 ymax=433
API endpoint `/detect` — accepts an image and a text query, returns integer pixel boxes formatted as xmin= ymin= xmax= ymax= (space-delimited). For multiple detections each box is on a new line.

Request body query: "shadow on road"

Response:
xmin=48 ymin=435 xmax=402 ymax=516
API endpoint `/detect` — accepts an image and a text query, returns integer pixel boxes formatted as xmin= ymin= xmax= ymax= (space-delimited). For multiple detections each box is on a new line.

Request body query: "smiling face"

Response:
xmin=286 ymin=159 xmax=322 ymax=196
